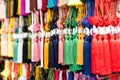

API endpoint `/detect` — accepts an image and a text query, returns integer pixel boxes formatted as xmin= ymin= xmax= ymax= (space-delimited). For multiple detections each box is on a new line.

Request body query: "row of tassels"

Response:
xmin=90 ymin=0 xmax=120 ymax=75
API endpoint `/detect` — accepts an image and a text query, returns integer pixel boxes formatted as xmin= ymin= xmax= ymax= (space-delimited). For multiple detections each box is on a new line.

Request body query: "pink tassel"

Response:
xmin=58 ymin=35 xmax=64 ymax=65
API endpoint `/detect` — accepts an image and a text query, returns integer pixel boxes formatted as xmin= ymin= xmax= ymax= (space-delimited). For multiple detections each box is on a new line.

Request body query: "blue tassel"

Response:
xmin=53 ymin=34 xmax=61 ymax=68
xmin=83 ymin=36 xmax=91 ymax=76
xmin=82 ymin=0 xmax=94 ymax=77
xmin=49 ymin=36 xmax=55 ymax=68
xmin=68 ymin=71 xmax=74 ymax=80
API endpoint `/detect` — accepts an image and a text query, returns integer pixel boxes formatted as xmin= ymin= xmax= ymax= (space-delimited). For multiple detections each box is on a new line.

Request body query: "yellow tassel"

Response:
xmin=76 ymin=33 xmax=84 ymax=65
xmin=17 ymin=0 xmax=21 ymax=15
xmin=44 ymin=38 xmax=50 ymax=69
xmin=44 ymin=9 xmax=53 ymax=32
xmin=8 ymin=18 xmax=14 ymax=57
xmin=19 ymin=63 xmax=22 ymax=77
xmin=35 ymin=66 xmax=41 ymax=80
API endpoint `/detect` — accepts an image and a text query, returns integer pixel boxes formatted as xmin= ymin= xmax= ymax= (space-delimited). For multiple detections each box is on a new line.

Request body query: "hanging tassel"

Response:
xmin=116 ymin=34 xmax=120 ymax=71
xmin=102 ymin=35 xmax=111 ymax=75
xmin=29 ymin=64 xmax=35 ymax=80
xmin=8 ymin=61 xmax=13 ymax=80
xmin=68 ymin=35 xmax=74 ymax=65
xmin=62 ymin=69 xmax=67 ymax=80
xmin=35 ymin=66 xmax=41 ymax=80
xmin=17 ymin=38 xmax=23 ymax=63
xmin=47 ymin=69 xmax=54 ymax=80
xmin=53 ymin=35 xmax=61 ymax=68
xmin=59 ymin=71 xmax=62 ymax=80
xmin=76 ymin=34 xmax=84 ymax=65
xmin=22 ymin=37 xmax=28 ymax=63
xmin=26 ymin=64 xmax=31 ymax=80
xmin=44 ymin=38 xmax=50 ymax=69
xmin=55 ymin=69 xmax=60 ymax=80
xmin=19 ymin=63 xmax=22 ymax=77
xmin=1 ymin=19 xmax=9 ymax=57
xmin=83 ymin=36 xmax=91 ymax=75
xmin=37 ymin=37 xmax=41 ymax=61
xmin=68 ymin=71 xmax=74 ymax=80
xmin=97 ymin=35 xmax=104 ymax=75
xmin=27 ymin=32 xmax=32 ymax=61
xmin=8 ymin=18 xmax=14 ymax=57
xmin=74 ymin=73 xmax=79 ymax=80
xmin=13 ymin=34 xmax=19 ymax=62
xmin=91 ymin=34 xmax=99 ymax=74
xmin=109 ymin=34 xmax=116 ymax=72
xmin=48 ymin=36 xmax=55 ymax=68
xmin=41 ymin=69 xmax=49 ymax=80
xmin=14 ymin=63 xmax=19 ymax=80
xmin=58 ymin=35 xmax=64 ymax=65
xmin=69 ymin=34 xmax=83 ymax=71
xmin=114 ymin=34 xmax=119 ymax=72
xmin=63 ymin=35 xmax=70 ymax=65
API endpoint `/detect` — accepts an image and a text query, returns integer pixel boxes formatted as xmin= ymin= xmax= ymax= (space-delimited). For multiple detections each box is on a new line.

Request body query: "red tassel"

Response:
xmin=117 ymin=36 xmax=120 ymax=71
xmin=115 ymin=34 xmax=120 ymax=71
xmin=102 ymin=35 xmax=111 ymax=75
xmin=97 ymin=35 xmax=104 ymax=75
xmin=109 ymin=34 xmax=116 ymax=72
xmin=91 ymin=34 xmax=99 ymax=74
